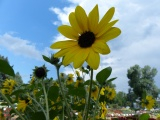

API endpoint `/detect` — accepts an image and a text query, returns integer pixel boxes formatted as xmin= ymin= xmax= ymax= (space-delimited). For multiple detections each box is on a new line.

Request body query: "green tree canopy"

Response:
xmin=127 ymin=64 xmax=159 ymax=99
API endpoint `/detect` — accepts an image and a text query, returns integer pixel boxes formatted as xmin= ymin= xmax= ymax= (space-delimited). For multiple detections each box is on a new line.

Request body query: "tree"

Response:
xmin=127 ymin=64 xmax=160 ymax=99
xmin=114 ymin=91 xmax=127 ymax=107
xmin=0 ymin=55 xmax=23 ymax=100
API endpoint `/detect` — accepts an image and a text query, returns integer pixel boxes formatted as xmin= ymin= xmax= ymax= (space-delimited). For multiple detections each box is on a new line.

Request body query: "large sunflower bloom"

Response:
xmin=50 ymin=5 xmax=121 ymax=70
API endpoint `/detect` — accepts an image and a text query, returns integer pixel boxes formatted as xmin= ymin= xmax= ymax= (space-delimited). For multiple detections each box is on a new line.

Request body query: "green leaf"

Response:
xmin=31 ymin=112 xmax=45 ymax=120
xmin=49 ymin=109 xmax=59 ymax=119
xmin=42 ymin=55 xmax=51 ymax=63
xmin=84 ymin=80 xmax=97 ymax=85
xmin=106 ymin=77 xmax=117 ymax=84
xmin=142 ymin=91 xmax=147 ymax=99
xmin=0 ymin=59 xmax=15 ymax=76
xmin=48 ymin=86 xmax=59 ymax=101
xmin=68 ymin=86 xmax=86 ymax=97
xmin=139 ymin=113 xmax=150 ymax=120
xmin=96 ymin=67 xmax=112 ymax=85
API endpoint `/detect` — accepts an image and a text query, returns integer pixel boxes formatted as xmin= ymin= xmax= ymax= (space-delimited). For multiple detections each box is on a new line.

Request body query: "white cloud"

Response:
xmin=50 ymin=0 xmax=160 ymax=92
xmin=0 ymin=33 xmax=51 ymax=61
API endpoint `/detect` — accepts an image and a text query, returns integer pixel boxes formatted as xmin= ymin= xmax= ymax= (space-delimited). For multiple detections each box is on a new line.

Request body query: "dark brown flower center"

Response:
xmin=78 ymin=31 xmax=95 ymax=48
xmin=35 ymin=67 xmax=46 ymax=79
xmin=25 ymin=99 xmax=30 ymax=104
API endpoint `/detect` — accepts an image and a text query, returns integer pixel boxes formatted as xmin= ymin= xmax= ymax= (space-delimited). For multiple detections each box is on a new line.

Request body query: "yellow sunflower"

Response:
xmin=141 ymin=95 xmax=155 ymax=110
xmin=100 ymin=102 xmax=107 ymax=119
xmin=89 ymin=85 xmax=99 ymax=100
xmin=66 ymin=74 xmax=74 ymax=85
xmin=3 ymin=79 xmax=16 ymax=89
xmin=105 ymin=86 xmax=116 ymax=100
xmin=17 ymin=98 xmax=32 ymax=112
xmin=77 ymin=112 xmax=83 ymax=120
xmin=74 ymin=77 xmax=83 ymax=87
xmin=50 ymin=5 xmax=121 ymax=70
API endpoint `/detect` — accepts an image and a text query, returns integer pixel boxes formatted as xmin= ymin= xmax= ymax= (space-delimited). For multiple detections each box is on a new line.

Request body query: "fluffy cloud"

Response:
xmin=50 ymin=0 xmax=160 ymax=92
xmin=0 ymin=33 xmax=51 ymax=61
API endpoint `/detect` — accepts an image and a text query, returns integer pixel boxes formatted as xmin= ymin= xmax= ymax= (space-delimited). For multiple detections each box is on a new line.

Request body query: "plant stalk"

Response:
xmin=41 ymin=82 xmax=50 ymax=120
xmin=85 ymin=69 xmax=93 ymax=120
xmin=0 ymin=91 xmax=25 ymax=120
xmin=56 ymin=66 xmax=72 ymax=120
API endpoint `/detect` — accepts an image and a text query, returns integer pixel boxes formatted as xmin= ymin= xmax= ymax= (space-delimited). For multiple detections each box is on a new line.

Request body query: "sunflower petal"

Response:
xmin=58 ymin=25 xmax=78 ymax=39
xmin=98 ymin=27 xmax=121 ymax=42
xmin=69 ymin=12 xmax=83 ymax=33
xmin=88 ymin=4 xmax=99 ymax=33
xmin=95 ymin=7 xmax=115 ymax=34
xmin=86 ymin=50 xmax=100 ymax=70
xmin=92 ymin=41 xmax=110 ymax=54
xmin=50 ymin=40 xmax=77 ymax=49
xmin=96 ymin=20 xmax=118 ymax=38
xmin=75 ymin=6 xmax=88 ymax=31
xmin=62 ymin=46 xmax=80 ymax=66
xmin=54 ymin=48 xmax=69 ymax=58
xmin=73 ymin=48 xmax=90 ymax=68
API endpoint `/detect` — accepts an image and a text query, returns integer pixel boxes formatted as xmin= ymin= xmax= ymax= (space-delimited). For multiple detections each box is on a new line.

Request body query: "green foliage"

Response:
xmin=139 ymin=113 xmax=150 ymax=120
xmin=127 ymin=64 xmax=160 ymax=99
xmin=96 ymin=67 xmax=112 ymax=85
xmin=0 ymin=59 xmax=15 ymax=77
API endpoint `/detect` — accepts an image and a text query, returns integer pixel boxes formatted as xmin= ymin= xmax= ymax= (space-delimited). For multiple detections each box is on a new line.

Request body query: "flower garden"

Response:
xmin=0 ymin=4 xmax=160 ymax=120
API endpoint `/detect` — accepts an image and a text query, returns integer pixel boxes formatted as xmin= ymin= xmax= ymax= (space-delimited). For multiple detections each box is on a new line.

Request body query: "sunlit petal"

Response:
xmin=98 ymin=27 xmax=121 ymax=42
xmin=75 ymin=6 xmax=88 ymax=31
xmin=88 ymin=4 xmax=99 ymax=33
xmin=69 ymin=12 xmax=83 ymax=33
xmin=50 ymin=40 xmax=77 ymax=49
xmin=92 ymin=41 xmax=110 ymax=54
xmin=96 ymin=20 xmax=118 ymax=37
xmin=58 ymin=25 xmax=78 ymax=39
xmin=86 ymin=49 xmax=100 ymax=69
xmin=63 ymin=45 xmax=80 ymax=66
xmin=95 ymin=7 xmax=115 ymax=34
xmin=73 ymin=48 xmax=90 ymax=68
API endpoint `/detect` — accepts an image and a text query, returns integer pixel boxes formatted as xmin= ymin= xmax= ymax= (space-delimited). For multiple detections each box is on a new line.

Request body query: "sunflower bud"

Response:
xmin=51 ymin=54 xmax=60 ymax=65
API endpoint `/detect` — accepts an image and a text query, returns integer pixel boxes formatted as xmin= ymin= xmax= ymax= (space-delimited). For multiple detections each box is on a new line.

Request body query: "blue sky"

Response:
xmin=0 ymin=0 xmax=160 ymax=92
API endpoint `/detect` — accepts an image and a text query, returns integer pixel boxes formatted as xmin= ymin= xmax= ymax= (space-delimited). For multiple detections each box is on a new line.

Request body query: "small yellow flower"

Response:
xmin=3 ymin=79 xmax=16 ymax=89
xmin=33 ymin=89 xmax=38 ymax=95
xmin=100 ymin=87 xmax=105 ymax=95
xmin=53 ymin=116 xmax=59 ymax=120
xmin=30 ymin=76 xmax=35 ymax=84
xmin=76 ymin=70 xmax=80 ymax=77
xmin=1 ymin=89 xmax=11 ymax=95
xmin=66 ymin=74 xmax=74 ymax=85
xmin=80 ymin=98 xmax=85 ymax=104
xmin=141 ymin=95 xmax=155 ymax=110
xmin=89 ymin=85 xmax=99 ymax=100
xmin=74 ymin=77 xmax=83 ymax=87
xmin=105 ymin=86 xmax=116 ymax=100
xmin=156 ymin=114 xmax=160 ymax=120
xmin=50 ymin=5 xmax=121 ymax=70
xmin=51 ymin=101 xmax=56 ymax=110
xmin=17 ymin=98 xmax=32 ymax=112
xmin=59 ymin=73 xmax=66 ymax=79
xmin=53 ymin=81 xmax=59 ymax=86
xmin=100 ymin=102 xmax=107 ymax=119
xmin=77 ymin=112 xmax=83 ymax=120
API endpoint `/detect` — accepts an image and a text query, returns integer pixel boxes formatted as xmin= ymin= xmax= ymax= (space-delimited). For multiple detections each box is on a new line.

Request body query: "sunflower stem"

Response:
xmin=29 ymin=95 xmax=47 ymax=119
xmin=56 ymin=66 xmax=72 ymax=120
xmin=93 ymin=86 xmax=101 ymax=120
xmin=0 ymin=91 xmax=25 ymax=120
xmin=85 ymin=68 xmax=93 ymax=120
xmin=41 ymin=81 xmax=50 ymax=120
